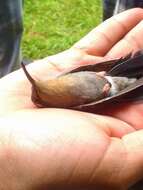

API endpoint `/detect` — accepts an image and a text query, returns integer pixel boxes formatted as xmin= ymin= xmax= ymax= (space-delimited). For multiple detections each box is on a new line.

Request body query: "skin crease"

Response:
xmin=0 ymin=8 xmax=143 ymax=190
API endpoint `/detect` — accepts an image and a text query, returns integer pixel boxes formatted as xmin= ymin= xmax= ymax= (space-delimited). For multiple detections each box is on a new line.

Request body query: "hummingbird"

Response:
xmin=21 ymin=50 xmax=143 ymax=112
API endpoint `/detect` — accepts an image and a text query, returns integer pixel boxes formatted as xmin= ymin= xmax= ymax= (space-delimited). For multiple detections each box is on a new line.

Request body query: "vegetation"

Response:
xmin=22 ymin=0 xmax=102 ymax=59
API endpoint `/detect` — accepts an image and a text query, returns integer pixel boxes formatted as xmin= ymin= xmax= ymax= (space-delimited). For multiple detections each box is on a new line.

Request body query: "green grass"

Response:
xmin=22 ymin=0 xmax=102 ymax=60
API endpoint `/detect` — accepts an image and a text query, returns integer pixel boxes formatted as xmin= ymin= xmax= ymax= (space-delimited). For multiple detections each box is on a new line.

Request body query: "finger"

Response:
xmin=121 ymin=130 xmax=143 ymax=187
xmin=106 ymin=20 xmax=143 ymax=58
xmin=73 ymin=8 xmax=143 ymax=56
xmin=105 ymin=102 xmax=143 ymax=131
xmin=85 ymin=113 xmax=134 ymax=137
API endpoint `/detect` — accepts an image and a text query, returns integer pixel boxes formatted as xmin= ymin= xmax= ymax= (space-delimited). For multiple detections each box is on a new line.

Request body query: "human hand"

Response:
xmin=0 ymin=8 xmax=143 ymax=190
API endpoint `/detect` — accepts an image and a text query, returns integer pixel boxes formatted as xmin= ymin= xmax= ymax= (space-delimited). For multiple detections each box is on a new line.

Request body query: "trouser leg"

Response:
xmin=103 ymin=0 xmax=143 ymax=20
xmin=103 ymin=0 xmax=116 ymax=20
xmin=0 ymin=0 xmax=23 ymax=77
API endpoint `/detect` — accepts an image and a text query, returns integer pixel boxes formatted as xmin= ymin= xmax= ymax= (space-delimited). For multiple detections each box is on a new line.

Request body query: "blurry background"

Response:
xmin=22 ymin=0 xmax=102 ymax=60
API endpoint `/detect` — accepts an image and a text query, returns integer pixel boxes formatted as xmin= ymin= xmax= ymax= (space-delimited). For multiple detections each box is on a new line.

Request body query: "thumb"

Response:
xmin=45 ymin=47 xmax=104 ymax=70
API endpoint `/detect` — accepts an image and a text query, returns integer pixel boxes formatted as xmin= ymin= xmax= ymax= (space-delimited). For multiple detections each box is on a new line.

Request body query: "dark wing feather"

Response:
xmin=60 ymin=60 xmax=118 ymax=76
xmin=108 ymin=50 xmax=143 ymax=78
xmin=61 ymin=52 xmax=132 ymax=76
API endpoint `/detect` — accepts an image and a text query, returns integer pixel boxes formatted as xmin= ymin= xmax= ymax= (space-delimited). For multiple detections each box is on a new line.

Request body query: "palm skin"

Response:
xmin=0 ymin=8 xmax=143 ymax=190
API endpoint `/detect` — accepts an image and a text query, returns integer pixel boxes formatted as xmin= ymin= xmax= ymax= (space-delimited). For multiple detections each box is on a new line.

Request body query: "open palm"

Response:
xmin=0 ymin=9 xmax=143 ymax=190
